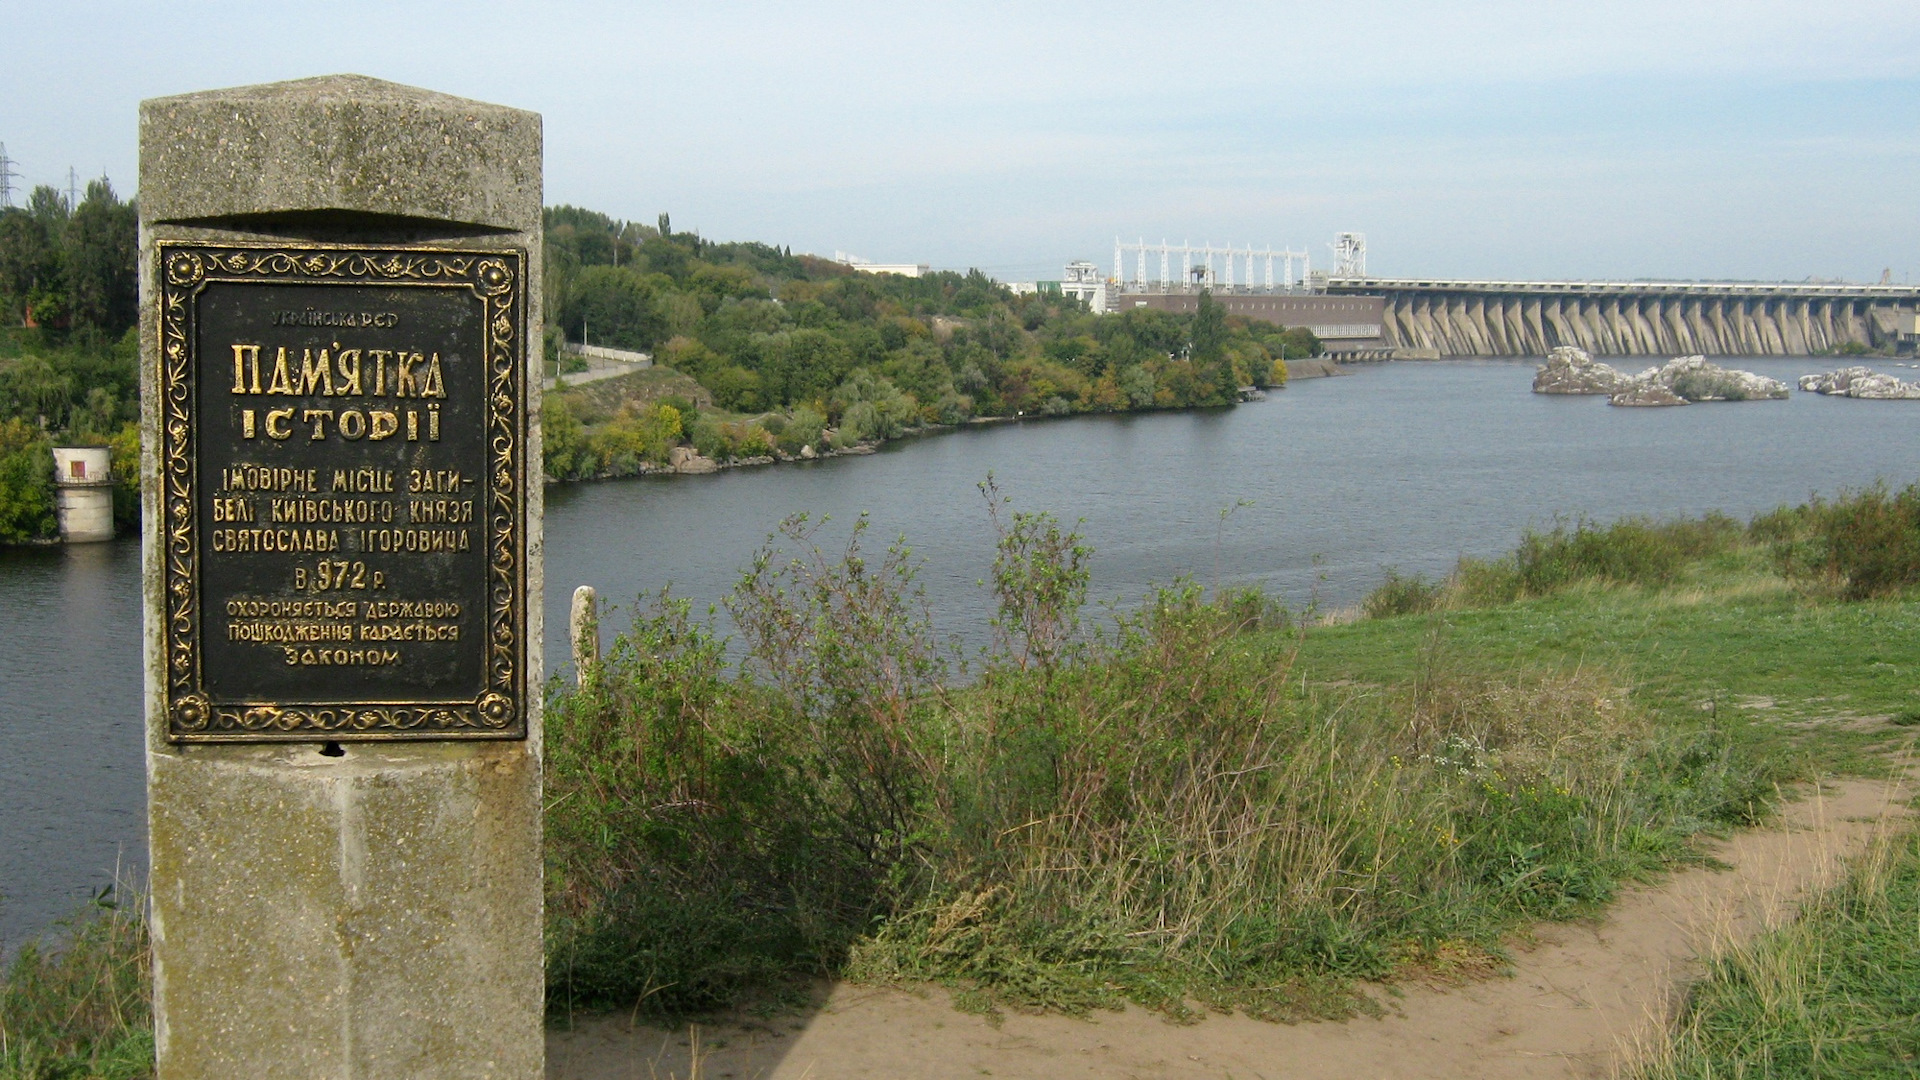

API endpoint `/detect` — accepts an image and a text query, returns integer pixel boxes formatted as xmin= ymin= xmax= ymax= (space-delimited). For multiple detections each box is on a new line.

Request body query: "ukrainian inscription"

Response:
xmin=157 ymin=244 xmax=526 ymax=741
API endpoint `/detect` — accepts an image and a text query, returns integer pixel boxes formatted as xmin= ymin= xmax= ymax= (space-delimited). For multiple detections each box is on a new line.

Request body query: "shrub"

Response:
xmin=1758 ymin=482 xmax=1920 ymax=599
xmin=544 ymin=492 xmax=1753 ymax=1023
xmin=587 ymin=402 xmax=682 ymax=473
xmin=831 ymin=370 xmax=918 ymax=442
xmin=1515 ymin=515 xmax=1740 ymax=595
xmin=689 ymin=417 xmax=774 ymax=462
xmin=775 ymin=406 xmax=826 ymax=455
xmin=1363 ymin=568 xmax=1443 ymax=618
xmin=541 ymin=396 xmax=593 ymax=480
xmin=1446 ymin=555 xmax=1522 ymax=608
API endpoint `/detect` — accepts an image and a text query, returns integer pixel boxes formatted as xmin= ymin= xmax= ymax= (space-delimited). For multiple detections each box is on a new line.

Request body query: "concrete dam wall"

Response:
xmin=1324 ymin=278 xmax=1920 ymax=357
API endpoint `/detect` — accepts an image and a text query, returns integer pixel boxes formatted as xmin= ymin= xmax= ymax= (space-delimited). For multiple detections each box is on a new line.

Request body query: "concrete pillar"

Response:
xmin=1587 ymin=297 xmax=1611 ymax=354
xmin=1466 ymin=295 xmax=1491 ymax=355
xmin=1542 ymin=297 xmax=1568 ymax=351
xmin=52 ymin=446 xmax=115 ymax=542
xmin=139 ymin=76 xmax=545 ymax=1080
xmin=1757 ymin=299 xmax=1787 ymax=354
xmin=1629 ymin=298 xmax=1659 ymax=354
xmin=1733 ymin=300 xmax=1759 ymax=354
xmin=570 ymin=585 xmax=598 ymax=685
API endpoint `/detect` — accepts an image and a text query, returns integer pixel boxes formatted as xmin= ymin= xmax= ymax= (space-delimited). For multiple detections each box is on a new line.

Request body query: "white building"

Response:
xmin=1060 ymin=260 xmax=1109 ymax=314
xmin=51 ymin=446 xmax=114 ymax=543
xmin=832 ymin=251 xmax=930 ymax=278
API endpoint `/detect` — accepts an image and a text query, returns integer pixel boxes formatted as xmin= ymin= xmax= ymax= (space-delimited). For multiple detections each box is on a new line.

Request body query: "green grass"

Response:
xmin=0 ymin=887 xmax=151 ymax=1080
xmin=1312 ymin=582 xmax=1920 ymax=720
xmin=1632 ymin=820 xmax=1920 ymax=1079
xmin=9 ymin=491 xmax=1919 ymax=1077
xmin=545 ymin=498 xmax=1920 ymax=1025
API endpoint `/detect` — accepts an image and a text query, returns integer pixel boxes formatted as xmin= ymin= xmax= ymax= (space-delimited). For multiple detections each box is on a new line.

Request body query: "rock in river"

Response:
xmin=1798 ymin=366 xmax=1920 ymax=399
xmin=1606 ymin=356 xmax=1790 ymax=407
xmin=1533 ymin=346 xmax=1628 ymax=394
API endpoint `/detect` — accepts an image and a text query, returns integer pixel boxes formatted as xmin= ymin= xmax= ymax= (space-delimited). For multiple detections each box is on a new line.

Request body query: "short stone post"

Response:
xmin=139 ymin=76 xmax=545 ymax=1079
xmin=570 ymin=585 xmax=598 ymax=685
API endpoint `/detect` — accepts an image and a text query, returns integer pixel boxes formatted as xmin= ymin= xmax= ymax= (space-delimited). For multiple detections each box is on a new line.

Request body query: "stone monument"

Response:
xmin=139 ymin=76 xmax=544 ymax=1079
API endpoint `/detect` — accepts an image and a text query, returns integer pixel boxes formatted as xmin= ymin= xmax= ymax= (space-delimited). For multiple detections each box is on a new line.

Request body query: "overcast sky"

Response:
xmin=4 ymin=2 xmax=1916 ymax=282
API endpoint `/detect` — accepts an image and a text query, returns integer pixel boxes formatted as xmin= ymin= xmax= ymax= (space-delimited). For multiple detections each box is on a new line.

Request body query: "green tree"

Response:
xmin=0 ymin=417 xmax=57 ymax=542
xmin=0 ymin=353 xmax=75 ymax=427
xmin=63 ymin=179 xmax=138 ymax=334
xmin=0 ymin=206 xmax=60 ymax=325
xmin=543 ymin=396 xmax=591 ymax=479
xmin=1190 ymin=290 xmax=1226 ymax=366
xmin=565 ymin=266 xmax=665 ymax=350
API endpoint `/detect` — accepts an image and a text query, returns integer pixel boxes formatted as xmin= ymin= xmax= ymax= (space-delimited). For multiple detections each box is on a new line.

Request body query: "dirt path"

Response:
xmin=548 ymin=776 xmax=1911 ymax=1080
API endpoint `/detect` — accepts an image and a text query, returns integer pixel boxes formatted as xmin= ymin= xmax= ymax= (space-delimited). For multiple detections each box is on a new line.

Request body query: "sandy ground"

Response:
xmin=548 ymin=775 xmax=1911 ymax=1080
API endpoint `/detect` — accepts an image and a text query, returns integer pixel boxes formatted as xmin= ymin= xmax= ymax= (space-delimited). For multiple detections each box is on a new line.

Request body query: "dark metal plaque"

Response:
xmin=156 ymin=243 xmax=526 ymax=742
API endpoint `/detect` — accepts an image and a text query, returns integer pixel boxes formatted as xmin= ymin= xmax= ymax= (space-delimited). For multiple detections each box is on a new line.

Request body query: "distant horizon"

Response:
xmin=5 ymin=3 xmax=1916 ymax=284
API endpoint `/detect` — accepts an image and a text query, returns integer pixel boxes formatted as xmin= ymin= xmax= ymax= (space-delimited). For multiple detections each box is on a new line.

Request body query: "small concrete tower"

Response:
xmin=51 ymin=446 xmax=114 ymax=542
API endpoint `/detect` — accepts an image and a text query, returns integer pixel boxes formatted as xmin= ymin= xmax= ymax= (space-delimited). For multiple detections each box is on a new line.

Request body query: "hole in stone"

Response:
xmin=319 ymin=741 xmax=346 ymax=758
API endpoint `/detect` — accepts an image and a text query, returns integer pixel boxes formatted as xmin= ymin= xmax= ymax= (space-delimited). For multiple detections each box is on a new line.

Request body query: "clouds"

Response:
xmin=3 ymin=1 xmax=1916 ymax=281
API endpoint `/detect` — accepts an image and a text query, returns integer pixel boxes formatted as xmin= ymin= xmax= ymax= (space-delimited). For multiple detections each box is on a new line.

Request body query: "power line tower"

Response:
xmin=0 ymin=144 xmax=20 ymax=209
xmin=67 ymin=167 xmax=79 ymax=212
xmin=1330 ymin=232 xmax=1367 ymax=278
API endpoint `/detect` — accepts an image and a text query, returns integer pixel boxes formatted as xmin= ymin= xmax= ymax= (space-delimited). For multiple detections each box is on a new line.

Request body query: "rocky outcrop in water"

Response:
xmin=1533 ymin=346 xmax=1628 ymax=394
xmin=1605 ymin=356 xmax=1790 ymax=407
xmin=1610 ymin=381 xmax=1688 ymax=407
xmin=1797 ymin=366 xmax=1920 ymax=399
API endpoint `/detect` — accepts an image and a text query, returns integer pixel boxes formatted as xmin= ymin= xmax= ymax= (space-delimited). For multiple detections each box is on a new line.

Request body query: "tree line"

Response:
xmin=0 ymin=192 xmax=1324 ymax=538
xmin=542 ymin=205 xmax=1319 ymax=479
xmin=0 ymin=180 xmax=140 ymax=541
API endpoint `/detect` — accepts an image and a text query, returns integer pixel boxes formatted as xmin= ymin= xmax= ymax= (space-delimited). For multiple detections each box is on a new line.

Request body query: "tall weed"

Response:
xmin=1515 ymin=515 xmax=1740 ymax=594
xmin=0 ymin=885 xmax=151 ymax=1080
xmin=1754 ymin=481 xmax=1920 ymax=599
xmin=549 ymin=495 xmax=1778 ymax=1021
xmin=1358 ymin=514 xmax=1744 ymax=619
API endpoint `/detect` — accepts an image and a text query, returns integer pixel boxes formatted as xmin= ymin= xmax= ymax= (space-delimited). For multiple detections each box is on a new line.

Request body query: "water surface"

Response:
xmin=7 ymin=357 xmax=1920 ymax=948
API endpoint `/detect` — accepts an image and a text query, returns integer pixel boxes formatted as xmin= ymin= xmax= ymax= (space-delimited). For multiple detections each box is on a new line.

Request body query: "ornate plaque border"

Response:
xmin=156 ymin=242 xmax=527 ymax=742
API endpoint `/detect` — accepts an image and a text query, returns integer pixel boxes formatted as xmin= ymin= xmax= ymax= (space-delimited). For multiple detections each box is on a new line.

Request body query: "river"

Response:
xmin=6 ymin=357 xmax=1919 ymax=949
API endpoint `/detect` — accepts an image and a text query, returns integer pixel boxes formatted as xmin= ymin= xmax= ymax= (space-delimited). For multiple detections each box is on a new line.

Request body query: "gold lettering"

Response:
xmin=301 ymin=347 xmax=335 ymax=396
xmin=302 ymin=409 xmax=335 ymax=440
xmin=330 ymin=468 xmax=394 ymax=493
xmin=212 ymin=497 xmax=256 ymax=522
xmin=369 ymin=410 xmax=398 ymax=440
xmin=223 ymin=466 xmax=317 ymax=492
xmin=407 ymin=410 xmax=419 ymax=440
xmin=265 ymin=408 xmax=294 ymax=439
xmin=241 ymin=409 xmax=256 ymax=438
xmin=428 ymin=404 xmax=440 ymax=441
xmin=337 ymin=410 xmax=366 ymax=439
xmin=395 ymin=352 xmax=419 ymax=397
xmin=266 ymin=348 xmax=296 ymax=395
xmin=230 ymin=344 xmax=260 ymax=394
xmin=370 ymin=350 xmax=391 ymax=395
xmin=419 ymin=353 xmax=445 ymax=398
xmin=336 ymin=349 xmax=363 ymax=395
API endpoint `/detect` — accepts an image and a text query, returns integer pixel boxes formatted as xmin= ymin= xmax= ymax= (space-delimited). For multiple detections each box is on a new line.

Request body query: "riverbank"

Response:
xmin=1281 ymin=356 xmax=1348 ymax=379
xmin=17 ymin=490 xmax=1919 ymax=1079
xmin=541 ymin=360 xmax=1310 ymax=483
xmin=13 ymin=358 xmax=1920 ymax=956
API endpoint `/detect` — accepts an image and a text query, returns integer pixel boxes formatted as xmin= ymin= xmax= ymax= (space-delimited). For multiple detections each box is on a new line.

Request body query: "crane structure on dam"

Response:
xmin=1100 ymin=229 xmax=1919 ymax=356
xmin=1322 ymin=275 xmax=1920 ymax=357
xmin=1113 ymin=239 xmax=1313 ymax=294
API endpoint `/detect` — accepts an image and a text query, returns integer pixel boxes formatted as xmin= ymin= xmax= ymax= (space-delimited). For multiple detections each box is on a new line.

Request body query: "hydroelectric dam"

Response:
xmin=1321 ymin=276 xmax=1920 ymax=358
